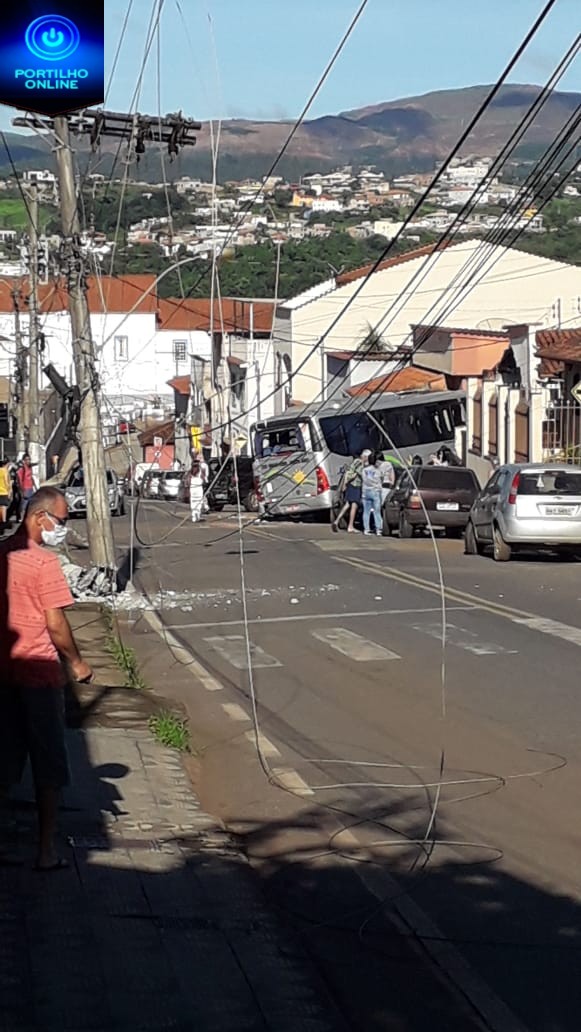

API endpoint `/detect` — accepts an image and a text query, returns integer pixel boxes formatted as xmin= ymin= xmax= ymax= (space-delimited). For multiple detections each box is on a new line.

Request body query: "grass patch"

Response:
xmin=149 ymin=711 xmax=191 ymax=752
xmin=101 ymin=606 xmax=146 ymax=690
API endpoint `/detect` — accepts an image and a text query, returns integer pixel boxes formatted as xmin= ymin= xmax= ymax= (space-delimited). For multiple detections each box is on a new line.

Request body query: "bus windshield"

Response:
xmin=254 ymin=421 xmax=313 ymax=458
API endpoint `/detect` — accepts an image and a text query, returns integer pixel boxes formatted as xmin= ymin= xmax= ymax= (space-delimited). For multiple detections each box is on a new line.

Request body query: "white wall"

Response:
xmin=0 ymin=308 xmax=212 ymax=407
xmin=281 ymin=242 xmax=581 ymax=405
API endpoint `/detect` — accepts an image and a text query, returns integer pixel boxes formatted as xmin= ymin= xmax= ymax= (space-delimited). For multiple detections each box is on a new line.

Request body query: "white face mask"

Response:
xmin=41 ymin=513 xmax=68 ymax=548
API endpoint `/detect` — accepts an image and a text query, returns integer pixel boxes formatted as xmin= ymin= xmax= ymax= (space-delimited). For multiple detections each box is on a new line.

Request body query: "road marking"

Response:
xmin=514 ymin=615 xmax=581 ymax=648
xmin=139 ymin=588 xmax=526 ymax=1032
xmin=413 ymin=621 xmax=518 ymax=656
xmin=271 ymin=767 xmax=314 ymax=796
xmin=164 ymin=605 xmax=472 ymax=630
xmin=221 ymin=703 xmax=250 ymax=722
xmin=140 ymin=609 xmax=224 ymax=691
xmin=313 ymin=538 xmax=389 ymax=551
xmin=244 ymin=731 xmax=281 ymax=758
xmin=311 ymin=627 xmax=400 ymax=662
xmin=337 ymin=554 xmax=581 ymax=655
xmin=203 ymin=635 xmax=282 ymax=670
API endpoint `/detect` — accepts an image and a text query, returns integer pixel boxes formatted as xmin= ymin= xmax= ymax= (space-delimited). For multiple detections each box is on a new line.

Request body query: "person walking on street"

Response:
xmin=0 ymin=487 xmax=92 ymax=869
xmin=332 ymin=450 xmax=367 ymax=533
xmin=17 ymin=454 xmax=36 ymax=519
xmin=188 ymin=460 xmax=205 ymax=522
xmin=0 ymin=459 xmax=11 ymax=532
xmin=362 ymin=451 xmax=383 ymax=536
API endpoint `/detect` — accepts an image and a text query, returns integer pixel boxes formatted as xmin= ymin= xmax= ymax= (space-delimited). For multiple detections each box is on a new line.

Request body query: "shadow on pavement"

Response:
xmin=5 ymin=728 xmax=581 ymax=1030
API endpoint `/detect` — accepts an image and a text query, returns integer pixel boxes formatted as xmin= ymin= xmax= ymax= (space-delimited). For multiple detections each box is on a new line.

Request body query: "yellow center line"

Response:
xmin=335 ymin=554 xmax=539 ymax=623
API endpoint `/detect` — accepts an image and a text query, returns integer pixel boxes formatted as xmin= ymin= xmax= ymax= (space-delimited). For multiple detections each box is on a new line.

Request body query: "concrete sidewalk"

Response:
xmin=0 ymin=608 xmax=345 ymax=1032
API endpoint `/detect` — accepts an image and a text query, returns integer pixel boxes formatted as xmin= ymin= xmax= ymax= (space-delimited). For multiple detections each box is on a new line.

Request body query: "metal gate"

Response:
xmin=542 ymin=401 xmax=581 ymax=463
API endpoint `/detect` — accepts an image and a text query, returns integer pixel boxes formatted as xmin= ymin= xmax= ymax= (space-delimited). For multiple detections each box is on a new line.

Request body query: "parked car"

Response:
xmin=465 ymin=463 xmax=581 ymax=561
xmin=205 ymin=457 xmax=258 ymax=512
xmin=383 ymin=465 xmax=480 ymax=538
xmin=158 ymin=470 xmax=185 ymax=500
xmin=64 ymin=467 xmax=125 ymax=516
xmin=141 ymin=469 xmax=165 ymax=499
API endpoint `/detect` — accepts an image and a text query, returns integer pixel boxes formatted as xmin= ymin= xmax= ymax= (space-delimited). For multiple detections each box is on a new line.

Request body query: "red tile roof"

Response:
xmin=156 ymin=298 xmax=276 ymax=334
xmin=413 ymin=323 xmax=510 ymax=341
xmin=535 ymin=327 xmax=581 ymax=362
xmin=0 ymin=275 xmax=159 ymax=315
xmin=167 ymin=375 xmax=191 ymax=395
xmin=327 ymin=349 xmax=403 ymax=361
xmin=346 ymin=367 xmax=446 ymax=396
xmin=335 ymin=240 xmax=457 ymax=287
xmin=138 ymin=419 xmax=175 ymax=446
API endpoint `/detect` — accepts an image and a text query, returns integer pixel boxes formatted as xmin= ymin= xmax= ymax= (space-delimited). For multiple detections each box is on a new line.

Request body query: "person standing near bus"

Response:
xmin=361 ymin=451 xmax=383 ymax=536
xmin=332 ymin=450 xmax=367 ymax=534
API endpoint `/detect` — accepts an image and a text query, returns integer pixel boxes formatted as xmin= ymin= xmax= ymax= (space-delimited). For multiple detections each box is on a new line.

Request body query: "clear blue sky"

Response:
xmin=2 ymin=0 xmax=579 ymax=130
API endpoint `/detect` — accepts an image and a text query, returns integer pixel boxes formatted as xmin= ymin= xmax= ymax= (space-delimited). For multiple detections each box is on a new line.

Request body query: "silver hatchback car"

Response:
xmin=465 ymin=463 xmax=581 ymax=561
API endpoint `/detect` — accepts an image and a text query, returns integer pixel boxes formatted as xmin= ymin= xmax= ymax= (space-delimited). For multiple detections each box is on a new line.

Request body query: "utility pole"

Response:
xmin=12 ymin=288 xmax=27 ymax=454
xmin=26 ymin=182 xmax=41 ymax=474
xmin=53 ymin=114 xmax=116 ymax=573
xmin=12 ymin=108 xmax=201 ymax=576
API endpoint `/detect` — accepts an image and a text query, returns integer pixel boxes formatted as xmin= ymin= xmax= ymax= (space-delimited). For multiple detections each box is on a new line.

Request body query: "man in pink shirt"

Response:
xmin=0 ymin=486 xmax=92 ymax=869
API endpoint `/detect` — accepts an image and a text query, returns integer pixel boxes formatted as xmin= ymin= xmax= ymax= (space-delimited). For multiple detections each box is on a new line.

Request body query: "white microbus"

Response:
xmin=252 ymin=390 xmax=466 ymax=518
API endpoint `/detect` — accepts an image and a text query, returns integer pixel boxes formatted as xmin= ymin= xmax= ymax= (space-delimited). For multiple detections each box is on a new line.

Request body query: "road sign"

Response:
xmin=571 ymin=383 xmax=581 ymax=405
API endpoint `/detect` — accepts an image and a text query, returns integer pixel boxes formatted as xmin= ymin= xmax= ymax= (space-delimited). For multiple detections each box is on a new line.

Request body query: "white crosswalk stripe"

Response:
xmin=413 ymin=622 xmax=517 ymax=656
xmin=203 ymin=635 xmax=282 ymax=669
xmin=311 ymin=627 xmax=400 ymax=661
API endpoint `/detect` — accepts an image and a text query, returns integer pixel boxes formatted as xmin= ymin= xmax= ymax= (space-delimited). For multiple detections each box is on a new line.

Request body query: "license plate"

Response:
xmin=281 ymin=504 xmax=301 ymax=513
xmin=545 ymin=505 xmax=575 ymax=516
xmin=436 ymin=502 xmax=459 ymax=511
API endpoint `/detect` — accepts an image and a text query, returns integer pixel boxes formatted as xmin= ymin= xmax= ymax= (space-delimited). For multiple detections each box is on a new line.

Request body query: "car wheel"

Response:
xmin=398 ymin=510 xmax=414 ymax=539
xmin=382 ymin=506 xmax=392 ymax=536
xmin=492 ymin=523 xmax=511 ymax=562
xmin=464 ymin=520 xmax=480 ymax=555
xmin=244 ymin=489 xmax=259 ymax=513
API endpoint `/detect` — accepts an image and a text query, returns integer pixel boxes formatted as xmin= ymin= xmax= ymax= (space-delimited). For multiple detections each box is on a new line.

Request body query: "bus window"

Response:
xmin=319 ymin=416 xmax=348 ymax=455
xmin=254 ymin=423 xmax=307 ymax=457
xmin=320 ymin=413 xmax=380 ymax=456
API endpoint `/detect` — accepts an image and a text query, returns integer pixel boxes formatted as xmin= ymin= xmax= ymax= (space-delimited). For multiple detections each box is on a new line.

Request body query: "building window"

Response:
xmin=114 ymin=335 xmax=128 ymax=361
xmin=173 ymin=340 xmax=187 ymax=363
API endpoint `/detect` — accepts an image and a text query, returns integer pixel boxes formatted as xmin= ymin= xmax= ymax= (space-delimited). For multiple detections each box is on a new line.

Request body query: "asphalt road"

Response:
xmin=105 ymin=500 xmax=581 ymax=1031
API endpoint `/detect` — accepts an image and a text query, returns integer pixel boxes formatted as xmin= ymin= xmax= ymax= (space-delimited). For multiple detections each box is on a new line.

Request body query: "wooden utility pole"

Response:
xmin=13 ymin=108 xmax=201 ymax=575
xmin=26 ymin=183 xmax=41 ymax=473
xmin=52 ymin=115 xmax=116 ymax=573
xmin=12 ymin=288 xmax=27 ymax=454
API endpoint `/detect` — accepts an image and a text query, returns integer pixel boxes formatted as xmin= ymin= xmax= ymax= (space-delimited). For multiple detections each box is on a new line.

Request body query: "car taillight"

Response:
xmin=255 ymin=477 xmax=264 ymax=502
xmin=508 ymin=473 xmax=520 ymax=505
xmin=316 ymin=467 xmax=330 ymax=494
xmin=408 ymin=491 xmax=422 ymax=510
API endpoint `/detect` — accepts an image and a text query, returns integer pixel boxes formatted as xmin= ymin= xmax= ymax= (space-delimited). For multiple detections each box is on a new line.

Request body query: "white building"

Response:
xmin=272 ymin=240 xmax=581 ymax=409
xmin=311 ymin=196 xmax=343 ymax=214
xmin=373 ymin=219 xmax=406 ymax=240
xmin=0 ymin=274 xmax=212 ymax=416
